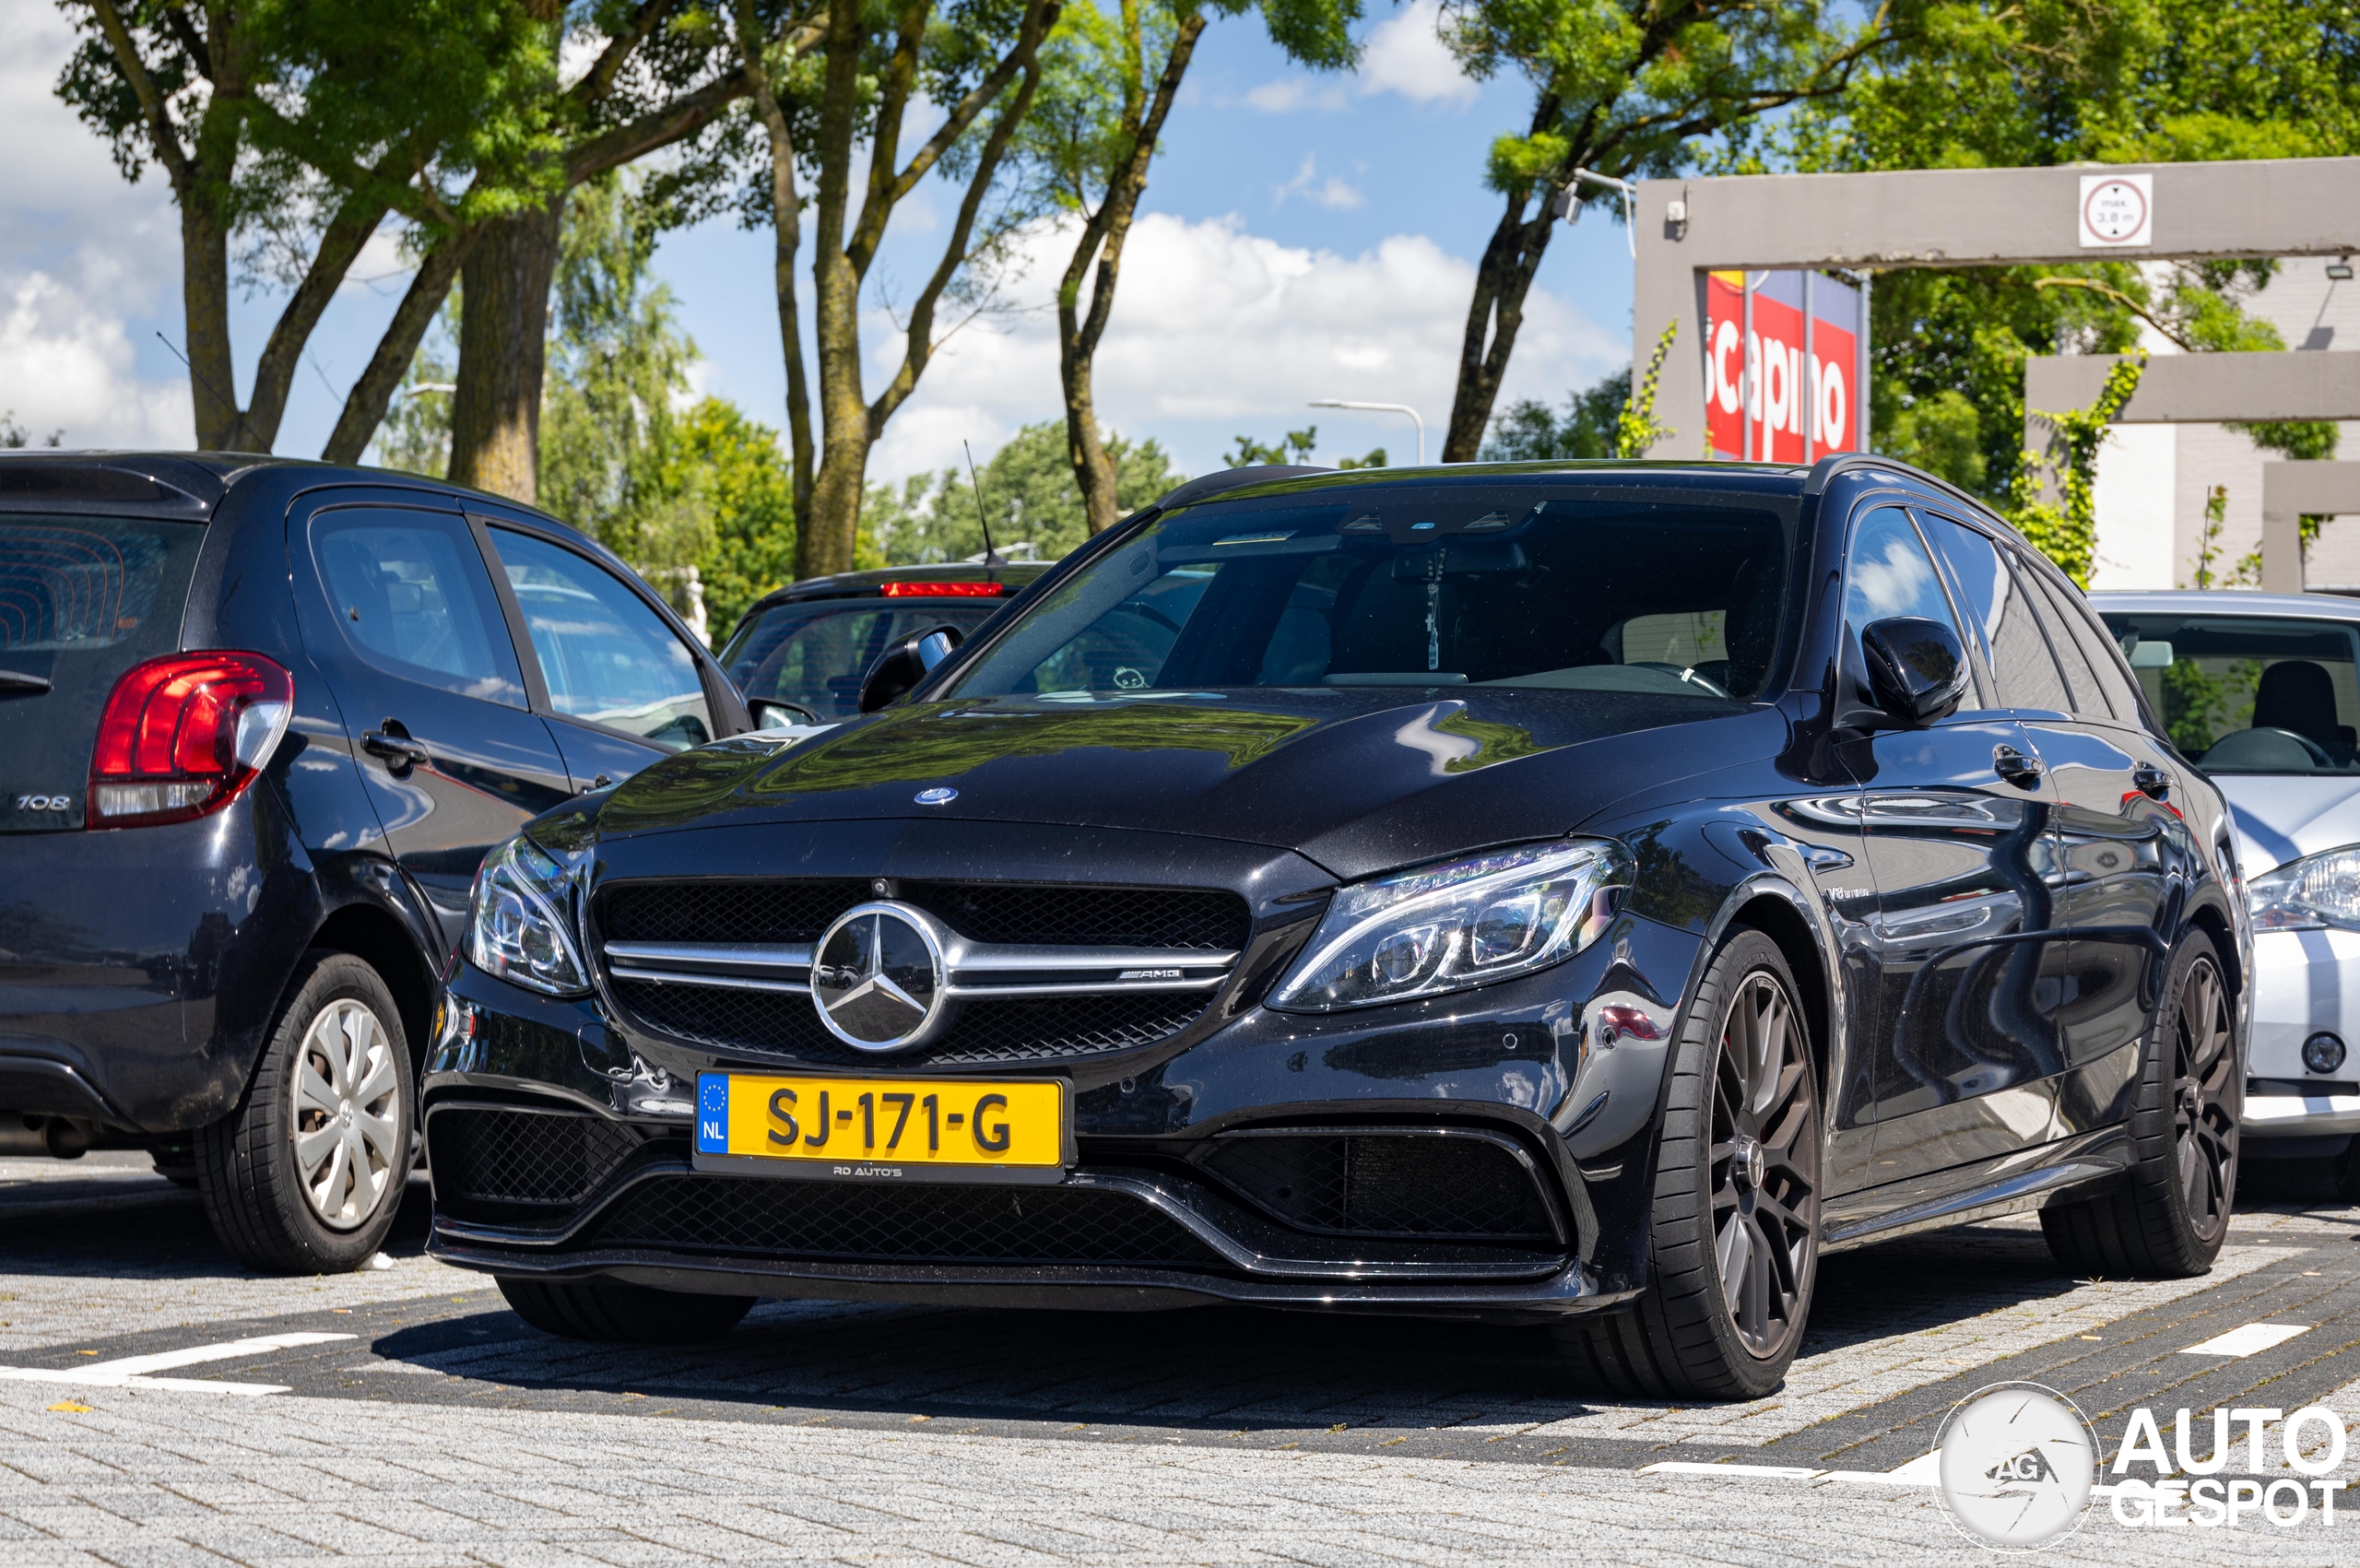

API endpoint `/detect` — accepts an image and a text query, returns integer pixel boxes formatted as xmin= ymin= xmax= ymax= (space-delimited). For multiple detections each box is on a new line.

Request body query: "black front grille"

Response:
xmin=596 ymin=878 xmax=1250 ymax=951
xmin=1196 ymin=1133 xmax=1557 ymax=1240
xmin=899 ymin=882 xmax=1249 ymax=949
xmin=601 ymin=880 xmax=869 ymax=945
xmin=610 ymin=979 xmax=1207 ymax=1067
xmin=588 ymin=1174 xmax=1222 ymax=1267
xmin=430 ymin=1107 xmax=645 ymax=1208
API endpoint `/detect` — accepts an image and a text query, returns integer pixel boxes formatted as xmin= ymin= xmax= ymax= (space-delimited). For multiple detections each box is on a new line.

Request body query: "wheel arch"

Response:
xmin=308 ymin=901 xmax=439 ymax=1070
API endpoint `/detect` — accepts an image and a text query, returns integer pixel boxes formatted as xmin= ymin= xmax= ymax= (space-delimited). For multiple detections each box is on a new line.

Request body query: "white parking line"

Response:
xmin=0 ymin=1332 xmax=356 ymax=1397
xmin=2178 ymin=1322 xmax=2311 ymax=1358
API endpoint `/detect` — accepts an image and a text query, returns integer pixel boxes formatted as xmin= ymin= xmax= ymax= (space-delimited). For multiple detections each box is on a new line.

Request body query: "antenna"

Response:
xmin=962 ymin=440 xmax=1005 ymax=577
xmin=156 ymin=331 xmax=262 ymax=452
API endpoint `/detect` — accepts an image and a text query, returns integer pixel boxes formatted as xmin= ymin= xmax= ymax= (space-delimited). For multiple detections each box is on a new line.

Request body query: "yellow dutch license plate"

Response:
xmin=691 ymin=1071 xmax=1069 ymax=1185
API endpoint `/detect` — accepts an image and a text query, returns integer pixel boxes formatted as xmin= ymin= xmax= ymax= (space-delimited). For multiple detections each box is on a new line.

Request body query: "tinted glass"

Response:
xmin=1918 ymin=514 xmax=2071 ymax=712
xmin=2099 ymin=612 xmax=2360 ymax=773
xmin=720 ymin=600 xmax=1008 ymax=720
xmin=311 ymin=507 xmax=524 ymax=705
xmin=2053 ymin=585 xmax=2142 ymax=722
xmin=2023 ymin=571 xmax=2106 ymax=717
xmin=0 ymin=513 xmax=206 ymax=831
xmin=944 ymin=486 xmax=1792 ymax=702
xmin=1844 ymin=505 xmax=1963 ymax=653
xmin=488 ymin=528 xmax=712 ymax=750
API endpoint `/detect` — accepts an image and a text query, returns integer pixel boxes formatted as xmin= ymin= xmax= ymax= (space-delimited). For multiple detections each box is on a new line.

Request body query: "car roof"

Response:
xmin=2089 ymin=589 xmax=2360 ymax=620
xmin=0 ymin=449 xmax=588 ymax=531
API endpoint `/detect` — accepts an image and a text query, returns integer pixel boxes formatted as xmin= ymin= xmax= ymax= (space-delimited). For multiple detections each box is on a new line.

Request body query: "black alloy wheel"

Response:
xmin=1555 ymin=929 xmax=1823 ymax=1399
xmin=1711 ymin=968 xmax=1823 ymax=1360
xmin=2041 ymin=934 xmax=2239 ymax=1279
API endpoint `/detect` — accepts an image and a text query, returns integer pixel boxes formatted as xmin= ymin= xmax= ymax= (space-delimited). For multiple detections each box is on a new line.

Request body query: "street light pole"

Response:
xmin=1306 ymin=399 xmax=1426 ymax=466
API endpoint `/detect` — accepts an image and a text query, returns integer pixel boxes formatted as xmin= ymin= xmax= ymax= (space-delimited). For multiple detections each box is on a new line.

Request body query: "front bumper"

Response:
xmin=422 ymin=903 xmax=1705 ymax=1319
xmin=2248 ymin=928 xmax=2360 ymax=1139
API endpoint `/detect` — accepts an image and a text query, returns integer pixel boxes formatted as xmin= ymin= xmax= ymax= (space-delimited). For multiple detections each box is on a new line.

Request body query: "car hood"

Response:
xmin=2213 ymin=772 xmax=2360 ymax=875
xmin=574 ymin=690 xmax=1787 ymax=881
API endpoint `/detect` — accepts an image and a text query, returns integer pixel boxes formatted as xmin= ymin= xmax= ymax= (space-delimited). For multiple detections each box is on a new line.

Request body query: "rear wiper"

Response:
xmin=0 ymin=668 xmax=53 ymax=695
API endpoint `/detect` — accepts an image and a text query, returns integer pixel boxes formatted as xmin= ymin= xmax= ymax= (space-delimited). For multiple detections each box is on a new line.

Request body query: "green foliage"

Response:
xmin=1879 ymin=389 xmax=1985 ymax=493
xmin=2184 ymin=483 xmax=2259 ymax=591
xmin=2005 ymin=352 xmax=2143 ymax=588
xmin=1221 ymin=425 xmax=1382 ymax=470
xmin=648 ymin=400 xmax=799 ymax=648
xmin=868 ymin=420 xmax=1186 ymax=566
xmin=374 ymin=301 xmax=459 ymax=477
xmin=537 ymin=176 xmax=708 ymax=584
xmin=1616 ymin=320 xmax=1676 ymax=458
xmin=1482 ymin=371 xmax=1627 ymax=461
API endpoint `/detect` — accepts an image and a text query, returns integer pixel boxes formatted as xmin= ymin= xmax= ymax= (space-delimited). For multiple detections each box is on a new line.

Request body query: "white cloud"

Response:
xmin=1245 ymin=0 xmax=1476 ymax=115
xmin=863 ymin=211 xmax=1617 ymax=480
xmin=1274 ymin=156 xmax=1363 ymax=210
xmin=0 ymin=263 xmax=194 ymax=448
xmin=1359 ymin=0 xmax=1478 ymax=107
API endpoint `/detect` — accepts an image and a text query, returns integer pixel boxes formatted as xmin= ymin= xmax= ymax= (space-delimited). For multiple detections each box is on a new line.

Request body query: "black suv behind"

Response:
xmin=0 ymin=452 xmax=748 ymax=1270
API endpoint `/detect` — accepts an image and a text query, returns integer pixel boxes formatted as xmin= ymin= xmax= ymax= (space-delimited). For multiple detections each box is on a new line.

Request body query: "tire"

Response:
xmin=1554 ymin=928 xmax=1823 ymax=1400
xmin=193 ymin=951 xmax=416 ymax=1273
xmin=498 ymin=1276 xmax=755 ymax=1343
xmin=2040 ymin=932 xmax=2240 ymax=1279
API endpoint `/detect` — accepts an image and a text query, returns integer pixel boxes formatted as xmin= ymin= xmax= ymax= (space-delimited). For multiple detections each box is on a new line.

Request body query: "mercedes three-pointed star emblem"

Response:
xmin=809 ymin=902 xmax=950 ymax=1052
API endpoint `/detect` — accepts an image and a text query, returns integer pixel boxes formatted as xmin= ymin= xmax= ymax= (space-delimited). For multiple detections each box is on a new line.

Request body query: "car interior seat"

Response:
xmin=2251 ymin=659 xmax=2354 ymax=752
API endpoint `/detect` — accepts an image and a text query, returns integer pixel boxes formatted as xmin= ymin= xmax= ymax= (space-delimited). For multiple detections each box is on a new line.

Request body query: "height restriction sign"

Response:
xmin=1705 ymin=269 xmax=1863 ymax=464
xmin=2079 ymin=173 xmax=2154 ymax=247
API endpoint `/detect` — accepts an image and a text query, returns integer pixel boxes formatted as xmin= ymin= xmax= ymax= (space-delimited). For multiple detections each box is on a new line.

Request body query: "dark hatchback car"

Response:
xmin=427 ymin=455 xmax=2247 ymax=1397
xmin=0 ymin=452 xmax=747 ymax=1271
xmin=718 ymin=563 xmax=1049 ymax=726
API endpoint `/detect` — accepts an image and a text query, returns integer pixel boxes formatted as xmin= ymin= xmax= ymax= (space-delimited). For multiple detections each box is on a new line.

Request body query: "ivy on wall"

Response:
xmin=2004 ymin=352 xmax=2146 ymax=587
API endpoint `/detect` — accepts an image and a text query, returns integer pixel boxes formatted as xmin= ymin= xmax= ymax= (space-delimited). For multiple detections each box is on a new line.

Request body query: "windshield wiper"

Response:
xmin=0 ymin=667 xmax=53 ymax=695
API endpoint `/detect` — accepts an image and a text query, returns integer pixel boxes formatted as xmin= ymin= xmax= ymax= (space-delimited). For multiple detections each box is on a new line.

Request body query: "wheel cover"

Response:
xmin=289 ymin=998 xmax=404 ymax=1231
xmin=1711 ymin=970 xmax=1821 ymax=1361
xmin=2172 ymin=955 xmax=2238 ymax=1244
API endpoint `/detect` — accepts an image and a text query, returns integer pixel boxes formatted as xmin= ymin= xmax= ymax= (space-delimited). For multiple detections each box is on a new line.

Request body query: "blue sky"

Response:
xmin=4 ymin=0 xmax=1632 ymax=483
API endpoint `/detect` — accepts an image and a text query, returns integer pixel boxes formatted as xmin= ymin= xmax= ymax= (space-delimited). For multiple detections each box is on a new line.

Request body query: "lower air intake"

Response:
xmin=587 ymin=1175 xmax=1223 ymax=1267
xmin=428 ymin=1107 xmax=645 ymax=1212
xmin=1196 ymin=1131 xmax=1558 ymax=1241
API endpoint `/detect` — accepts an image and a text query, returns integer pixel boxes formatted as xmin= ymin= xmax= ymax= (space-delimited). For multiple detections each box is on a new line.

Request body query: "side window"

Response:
xmin=2055 ymin=584 xmax=2144 ymax=723
xmin=309 ymin=506 xmax=525 ymax=705
xmin=2023 ymin=569 xmax=2130 ymax=721
xmin=1842 ymin=506 xmax=1969 ymax=701
xmin=486 ymin=528 xmax=714 ymax=751
xmin=1918 ymin=513 xmax=2073 ymax=713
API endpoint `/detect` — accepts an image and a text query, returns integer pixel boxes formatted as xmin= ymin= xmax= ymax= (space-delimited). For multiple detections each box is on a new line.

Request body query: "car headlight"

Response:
xmin=1269 ymin=840 xmax=1629 ymax=1012
xmin=2248 ymin=843 xmax=2360 ymax=933
xmin=466 ymin=833 xmax=590 ymax=995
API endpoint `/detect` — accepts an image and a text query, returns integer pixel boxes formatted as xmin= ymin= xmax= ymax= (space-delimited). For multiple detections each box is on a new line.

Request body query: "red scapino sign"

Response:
xmin=1705 ymin=270 xmax=1863 ymax=463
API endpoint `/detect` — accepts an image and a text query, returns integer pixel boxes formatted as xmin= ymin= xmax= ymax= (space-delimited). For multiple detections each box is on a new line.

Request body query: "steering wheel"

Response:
xmin=2253 ymin=726 xmax=2334 ymax=765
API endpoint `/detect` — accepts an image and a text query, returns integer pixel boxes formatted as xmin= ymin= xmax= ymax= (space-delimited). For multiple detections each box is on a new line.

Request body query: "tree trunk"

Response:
xmin=1058 ymin=12 xmax=1202 ymax=534
xmin=320 ymin=224 xmax=478 ymax=465
xmin=247 ymin=196 xmax=384 ymax=451
xmin=447 ymin=200 xmax=562 ymax=502
xmin=735 ymin=4 xmax=819 ymax=533
xmin=179 ymin=196 xmax=245 ymax=450
xmin=1443 ymin=192 xmax=1553 ymax=462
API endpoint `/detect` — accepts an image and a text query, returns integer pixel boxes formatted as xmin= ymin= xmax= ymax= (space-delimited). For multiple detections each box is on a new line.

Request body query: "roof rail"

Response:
xmin=1149 ymin=464 xmax=1332 ymax=512
xmin=1802 ymin=451 xmax=2009 ymax=525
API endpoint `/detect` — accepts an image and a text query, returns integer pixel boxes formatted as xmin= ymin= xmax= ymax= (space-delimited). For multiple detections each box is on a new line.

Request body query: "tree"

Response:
xmin=1433 ymin=0 xmax=1902 ymax=462
xmin=1482 ymin=371 xmax=1625 ymax=461
xmin=653 ymin=399 xmax=800 ymax=645
xmin=1784 ymin=0 xmax=2357 ymax=512
xmin=1028 ymin=0 xmax=1358 ymax=534
xmin=53 ymin=0 xmax=551 ymax=452
xmin=870 ymin=418 xmax=1183 ymax=564
xmin=723 ymin=0 xmax=1069 ymax=581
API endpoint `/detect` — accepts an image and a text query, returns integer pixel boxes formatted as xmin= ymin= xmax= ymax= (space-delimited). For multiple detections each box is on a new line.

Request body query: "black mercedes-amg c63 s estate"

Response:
xmin=427 ymin=454 xmax=2248 ymax=1398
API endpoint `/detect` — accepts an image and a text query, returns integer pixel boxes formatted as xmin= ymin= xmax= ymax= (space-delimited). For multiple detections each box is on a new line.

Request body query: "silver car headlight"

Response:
xmin=2248 ymin=843 xmax=2360 ymax=933
xmin=466 ymin=833 xmax=590 ymax=995
xmin=1269 ymin=840 xmax=1629 ymax=1012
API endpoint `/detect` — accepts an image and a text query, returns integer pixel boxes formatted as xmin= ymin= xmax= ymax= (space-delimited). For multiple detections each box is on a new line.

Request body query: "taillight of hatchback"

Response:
xmin=88 ymin=652 xmax=293 ymax=828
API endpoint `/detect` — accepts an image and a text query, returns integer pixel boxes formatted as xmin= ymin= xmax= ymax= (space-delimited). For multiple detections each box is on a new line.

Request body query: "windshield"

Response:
xmin=939 ymin=485 xmax=1793 ymax=702
xmin=2100 ymin=611 xmax=2360 ymax=774
xmin=721 ymin=599 xmax=1011 ymax=719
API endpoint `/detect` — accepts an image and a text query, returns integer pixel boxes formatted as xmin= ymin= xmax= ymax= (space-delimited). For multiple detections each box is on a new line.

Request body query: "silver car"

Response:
xmin=2094 ymin=591 xmax=2360 ymax=1190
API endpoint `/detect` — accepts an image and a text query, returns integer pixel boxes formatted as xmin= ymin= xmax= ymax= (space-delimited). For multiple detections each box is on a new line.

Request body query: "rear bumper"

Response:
xmin=0 ymin=789 xmax=317 ymax=1133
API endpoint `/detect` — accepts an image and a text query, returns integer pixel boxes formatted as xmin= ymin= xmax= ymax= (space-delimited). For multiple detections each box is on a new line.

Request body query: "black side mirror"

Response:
xmin=1860 ymin=617 xmax=1969 ymax=727
xmin=858 ymin=624 xmax=963 ymax=713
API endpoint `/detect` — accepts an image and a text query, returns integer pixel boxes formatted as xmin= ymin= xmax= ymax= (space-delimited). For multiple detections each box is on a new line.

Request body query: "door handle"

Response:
xmin=2132 ymin=761 xmax=2171 ymax=800
xmin=1992 ymin=745 xmax=2045 ymax=788
xmin=361 ymin=729 xmax=431 ymax=772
